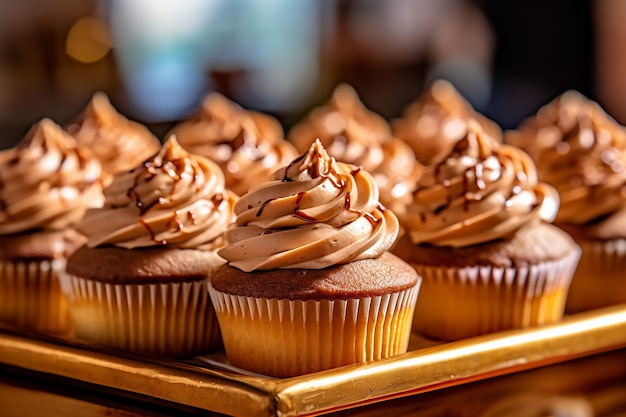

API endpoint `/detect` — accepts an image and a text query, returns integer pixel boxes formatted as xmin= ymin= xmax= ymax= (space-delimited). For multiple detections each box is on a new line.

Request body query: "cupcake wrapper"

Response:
xmin=208 ymin=283 xmax=420 ymax=378
xmin=411 ymin=249 xmax=580 ymax=341
xmin=0 ymin=259 xmax=70 ymax=334
xmin=566 ymin=239 xmax=626 ymax=313
xmin=59 ymin=274 xmax=221 ymax=357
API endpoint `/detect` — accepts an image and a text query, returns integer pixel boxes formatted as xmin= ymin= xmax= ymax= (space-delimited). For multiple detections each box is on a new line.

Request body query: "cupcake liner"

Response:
xmin=566 ymin=238 xmax=626 ymax=313
xmin=208 ymin=283 xmax=420 ymax=378
xmin=0 ymin=259 xmax=70 ymax=334
xmin=59 ymin=273 xmax=221 ymax=357
xmin=411 ymin=249 xmax=580 ymax=341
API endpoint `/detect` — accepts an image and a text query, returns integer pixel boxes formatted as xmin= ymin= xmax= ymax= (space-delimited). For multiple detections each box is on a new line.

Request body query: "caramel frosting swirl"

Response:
xmin=169 ymin=92 xmax=299 ymax=196
xmin=218 ymin=139 xmax=400 ymax=271
xmin=66 ymin=92 xmax=161 ymax=185
xmin=392 ymin=79 xmax=502 ymax=165
xmin=288 ymin=84 xmax=418 ymax=213
xmin=0 ymin=119 xmax=102 ymax=234
xmin=399 ymin=121 xmax=559 ymax=247
xmin=78 ymin=136 xmax=238 ymax=250
xmin=506 ymin=90 xmax=626 ymax=225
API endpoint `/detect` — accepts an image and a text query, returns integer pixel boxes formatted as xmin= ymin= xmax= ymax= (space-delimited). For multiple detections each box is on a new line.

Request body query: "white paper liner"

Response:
xmin=566 ymin=239 xmax=626 ymax=313
xmin=58 ymin=273 xmax=221 ymax=357
xmin=0 ymin=259 xmax=70 ymax=334
xmin=410 ymin=249 xmax=580 ymax=341
xmin=208 ymin=282 xmax=421 ymax=378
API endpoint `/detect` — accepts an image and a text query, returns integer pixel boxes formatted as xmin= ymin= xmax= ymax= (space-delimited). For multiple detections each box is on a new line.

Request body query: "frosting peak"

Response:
xmin=66 ymin=92 xmax=161 ymax=184
xmin=506 ymin=91 xmax=626 ymax=225
xmin=399 ymin=121 xmax=559 ymax=247
xmin=170 ymin=92 xmax=298 ymax=196
xmin=218 ymin=139 xmax=400 ymax=271
xmin=0 ymin=118 xmax=103 ymax=234
xmin=78 ymin=136 xmax=237 ymax=250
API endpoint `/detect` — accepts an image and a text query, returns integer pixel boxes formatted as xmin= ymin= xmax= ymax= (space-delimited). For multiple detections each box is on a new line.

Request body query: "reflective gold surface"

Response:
xmin=1 ymin=304 xmax=626 ymax=417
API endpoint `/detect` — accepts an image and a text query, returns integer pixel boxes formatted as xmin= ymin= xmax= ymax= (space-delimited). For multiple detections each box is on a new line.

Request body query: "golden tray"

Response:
xmin=2 ymin=304 xmax=626 ymax=417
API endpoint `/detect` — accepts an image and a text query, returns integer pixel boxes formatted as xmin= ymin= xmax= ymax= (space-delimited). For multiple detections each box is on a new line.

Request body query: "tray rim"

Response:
xmin=2 ymin=304 xmax=626 ymax=417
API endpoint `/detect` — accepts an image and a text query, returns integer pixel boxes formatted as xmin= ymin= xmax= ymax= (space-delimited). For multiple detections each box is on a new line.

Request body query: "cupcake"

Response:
xmin=392 ymin=79 xmax=502 ymax=155
xmin=506 ymin=91 xmax=626 ymax=312
xmin=209 ymin=139 xmax=421 ymax=377
xmin=59 ymin=137 xmax=238 ymax=357
xmin=169 ymin=92 xmax=299 ymax=196
xmin=66 ymin=92 xmax=161 ymax=185
xmin=392 ymin=120 xmax=580 ymax=341
xmin=288 ymin=84 xmax=417 ymax=214
xmin=0 ymin=118 xmax=102 ymax=334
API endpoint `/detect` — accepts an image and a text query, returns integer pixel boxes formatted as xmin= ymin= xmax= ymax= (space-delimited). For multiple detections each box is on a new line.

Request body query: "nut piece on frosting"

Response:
xmin=77 ymin=135 xmax=238 ymax=252
xmin=0 ymin=118 xmax=103 ymax=235
xmin=398 ymin=120 xmax=559 ymax=248
xmin=168 ymin=92 xmax=299 ymax=196
xmin=66 ymin=92 xmax=161 ymax=185
xmin=392 ymin=79 xmax=502 ymax=166
xmin=506 ymin=90 xmax=626 ymax=225
xmin=218 ymin=138 xmax=401 ymax=271
xmin=288 ymin=84 xmax=417 ymax=213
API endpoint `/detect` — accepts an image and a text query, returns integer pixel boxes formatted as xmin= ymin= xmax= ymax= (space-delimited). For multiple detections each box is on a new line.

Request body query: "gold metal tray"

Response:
xmin=1 ymin=304 xmax=626 ymax=417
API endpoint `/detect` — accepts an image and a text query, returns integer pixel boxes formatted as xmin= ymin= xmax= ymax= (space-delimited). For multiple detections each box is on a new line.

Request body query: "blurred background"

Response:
xmin=1 ymin=0 xmax=623 ymax=149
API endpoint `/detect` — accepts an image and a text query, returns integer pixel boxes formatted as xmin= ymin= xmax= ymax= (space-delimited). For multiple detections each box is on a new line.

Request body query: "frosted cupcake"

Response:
xmin=169 ymin=92 xmax=299 ymax=196
xmin=59 ymin=137 xmax=237 ymax=357
xmin=0 ymin=119 xmax=102 ymax=334
xmin=209 ymin=139 xmax=421 ymax=377
xmin=393 ymin=120 xmax=580 ymax=341
xmin=507 ymin=91 xmax=626 ymax=312
xmin=288 ymin=84 xmax=417 ymax=214
xmin=66 ymin=92 xmax=161 ymax=185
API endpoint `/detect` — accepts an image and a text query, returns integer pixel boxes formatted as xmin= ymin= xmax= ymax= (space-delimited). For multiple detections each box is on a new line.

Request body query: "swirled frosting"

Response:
xmin=78 ymin=136 xmax=238 ymax=251
xmin=0 ymin=118 xmax=102 ymax=234
xmin=392 ymin=79 xmax=502 ymax=165
xmin=218 ymin=139 xmax=400 ymax=271
xmin=66 ymin=92 xmax=161 ymax=185
xmin=399 ymin=121 xmax=559 ymax=247
xmin=169 ymin=92 xmax=299 ymax=196
xmin=506 ymin=90 xmax=626 ymax=225
xmin=288 ymin=84 xmax=417 ymax=213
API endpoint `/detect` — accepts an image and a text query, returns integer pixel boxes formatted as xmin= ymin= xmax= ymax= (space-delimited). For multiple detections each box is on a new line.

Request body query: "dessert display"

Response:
xmin=506 ymin=91 xmax=626 ymax=313
xmin=392 ymin=119 xmax=580 ymax=341
xmin=168 ymin=92 xmax=299 ymax=196
xmin=209 ymin=139 xmax=421 ymax=377
xmin=65 ymin=92 xmax=161 ymax=186
xmin=287 ymin=84 xmax=417 ymax=213
xmin=59 ymin=137 xmax=238 ymax=357
xmin=0 ymin=118 xmax=102 ymax=333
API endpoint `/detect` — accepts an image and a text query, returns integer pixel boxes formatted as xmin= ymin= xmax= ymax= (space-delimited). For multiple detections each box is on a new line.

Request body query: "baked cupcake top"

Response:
xmin=218 ymin=139 xmax=400 ymax=271
xmin=398 ymin=120 xmax=559 ymax=248
xmin=0 ymin=118 xmax=102 ymax=235
xmin=392 ymin=79 xmax=502 ymax=164
xmin=506 ymin=90 xmax=626 ymax=226
xmin=288 ymin=84 xmax=417 ymax=212
xmin=78 ymin=136 xmax=237 ymax=252
xmin=169 ymin=92 xmax=299 ymax=196
xmin=66 ymin=92 xmax=161 ymax=185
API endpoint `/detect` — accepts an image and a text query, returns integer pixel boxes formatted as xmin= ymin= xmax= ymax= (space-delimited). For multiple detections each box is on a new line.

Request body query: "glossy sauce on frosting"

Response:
xmin=0 ymin=118 xmax=102 ymax=234
xmin=506 ymin=90 xmax=626 ymax=225
xmin=218 ymin=139 xmax=400 ymax=271
xmin=78 ymin=136 xmax=237 ymax=250
xmin=288 ymin=84 xmax=417 ymax=213
xmin=169 ymin=92 xmax=298 ymax=196
xmin=399 ymin=121 xmax=559 ymax=247
xmin=66 ymin=92 xmax=161 ymax=184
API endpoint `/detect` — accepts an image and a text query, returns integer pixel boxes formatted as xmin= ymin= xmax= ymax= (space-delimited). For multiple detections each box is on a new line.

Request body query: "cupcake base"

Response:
xmin=209 ymin=283 xmax=420 ymax=377
xmin=59 ymin=273 xmax=221 ymax=357
xmin=0 ymin=259 xmax=70 ymax=334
